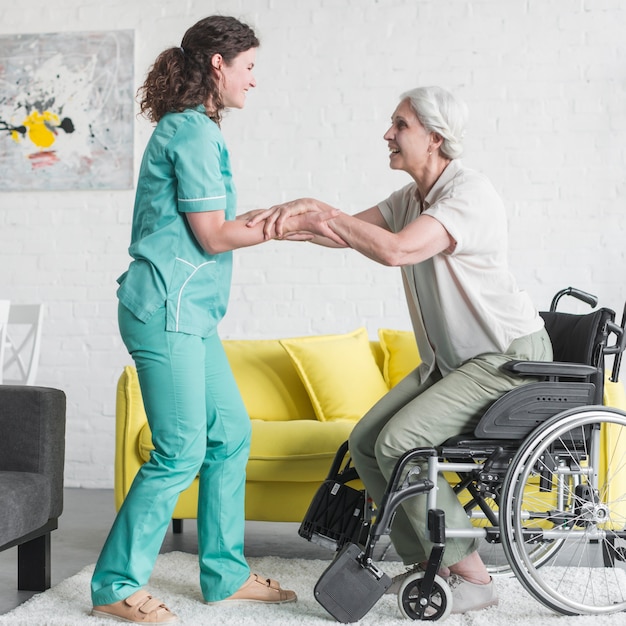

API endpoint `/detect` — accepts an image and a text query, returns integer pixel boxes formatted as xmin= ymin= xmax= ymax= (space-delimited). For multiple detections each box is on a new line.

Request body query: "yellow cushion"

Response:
xmin=279 ymin=327 xmax=389 ymax=422
xmin=378 ymin=328 xmax=421 ymax=387
xmin=247 ymin=419 xmax=356 ymax=481
xmin=370 ymin=340 xmax=385 ymax=372
xmin=223 ymin=339 xmax=316 ymax=421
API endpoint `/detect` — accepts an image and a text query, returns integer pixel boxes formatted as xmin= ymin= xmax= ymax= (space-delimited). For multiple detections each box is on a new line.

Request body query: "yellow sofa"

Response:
xmin=115 ymin=327 xmax=419 ymax=523
xmin=114 ymin=326 xmax=626 ymax=525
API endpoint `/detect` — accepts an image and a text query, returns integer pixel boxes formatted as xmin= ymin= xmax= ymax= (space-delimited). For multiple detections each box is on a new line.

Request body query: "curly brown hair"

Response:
xmin=137 ymin=15 xmax=259 ymax=125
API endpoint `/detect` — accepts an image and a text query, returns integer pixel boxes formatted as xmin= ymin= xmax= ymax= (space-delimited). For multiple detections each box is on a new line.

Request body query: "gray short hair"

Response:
xmin=400 ymin=86 xmax=468 ymax=159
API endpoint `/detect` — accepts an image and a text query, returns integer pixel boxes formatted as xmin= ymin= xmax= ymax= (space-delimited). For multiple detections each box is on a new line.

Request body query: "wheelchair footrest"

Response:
xmin=314 ymin=543 xmax=391 ymax=623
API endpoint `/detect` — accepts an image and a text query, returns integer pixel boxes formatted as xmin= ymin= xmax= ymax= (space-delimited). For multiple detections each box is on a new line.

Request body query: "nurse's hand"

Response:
xmin=236 ymin=208 xmax=272 ymax=223
xmin=283 ymin=211 xmax=346 ymax=246
xmin=247 ymin=198 xmax=335 ymax=240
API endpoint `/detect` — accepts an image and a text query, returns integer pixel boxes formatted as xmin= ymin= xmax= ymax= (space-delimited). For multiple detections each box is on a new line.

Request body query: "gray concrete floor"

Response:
xmin=1 ymin=488 xmax=396 ymax=616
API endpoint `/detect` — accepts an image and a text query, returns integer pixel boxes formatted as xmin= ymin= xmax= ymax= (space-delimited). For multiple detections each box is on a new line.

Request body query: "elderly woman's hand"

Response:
xmin=284 ymin=210 xmax=347 ymax=245
xmin=247 ymin=198 xmax=338 ymax=240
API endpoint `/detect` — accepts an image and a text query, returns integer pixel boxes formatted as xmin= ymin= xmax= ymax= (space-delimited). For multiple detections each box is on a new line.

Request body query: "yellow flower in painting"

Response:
xmin=14 ymin=110 xmax=61 ymax=148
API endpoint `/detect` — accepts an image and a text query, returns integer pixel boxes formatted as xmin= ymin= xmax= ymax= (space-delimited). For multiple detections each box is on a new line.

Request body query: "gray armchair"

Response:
xmin=0 ymin=385 xmax=66 ymax=591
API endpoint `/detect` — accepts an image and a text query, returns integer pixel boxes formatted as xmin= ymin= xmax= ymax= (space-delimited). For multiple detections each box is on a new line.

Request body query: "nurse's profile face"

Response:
xmin=213 ymin=47 xmax=257 ymax=110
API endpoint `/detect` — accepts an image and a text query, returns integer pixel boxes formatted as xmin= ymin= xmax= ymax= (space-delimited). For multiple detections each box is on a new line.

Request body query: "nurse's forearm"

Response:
xmin=194 ymin=219 xmax=275 ymax=254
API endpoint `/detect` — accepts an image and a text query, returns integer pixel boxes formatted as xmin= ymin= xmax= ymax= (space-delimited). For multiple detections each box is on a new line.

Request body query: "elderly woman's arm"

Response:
xmin=326 ymin=209 xmax=454 ymax=266
xmin=260 ymin=198 xmax=455 ymax=266
xmin=279 ymin=202 xmax=386 ymax=248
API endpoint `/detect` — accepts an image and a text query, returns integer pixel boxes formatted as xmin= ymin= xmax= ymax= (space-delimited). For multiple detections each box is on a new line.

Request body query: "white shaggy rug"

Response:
xmin=0 ymin=551 xmax=624 ymax=625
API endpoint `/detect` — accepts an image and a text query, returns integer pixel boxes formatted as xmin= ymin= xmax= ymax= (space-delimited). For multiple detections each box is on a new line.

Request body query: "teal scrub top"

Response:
xmin=117 ymin=105 xmax=236 ymax=337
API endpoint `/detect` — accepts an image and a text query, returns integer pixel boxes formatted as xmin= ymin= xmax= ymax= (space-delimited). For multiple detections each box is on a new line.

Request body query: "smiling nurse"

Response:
xmin=88 ymin=16 xmax=312 ymax=624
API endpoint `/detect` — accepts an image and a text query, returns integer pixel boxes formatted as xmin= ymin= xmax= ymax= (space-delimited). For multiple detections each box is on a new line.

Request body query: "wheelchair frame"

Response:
xmin=302 ymin=287 xmax=626 ymax=622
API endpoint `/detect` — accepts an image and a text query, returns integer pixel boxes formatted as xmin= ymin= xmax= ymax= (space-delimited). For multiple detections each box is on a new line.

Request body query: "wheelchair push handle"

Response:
xmin=609 ymin=302 xmax=626 ymax=382
xmin=550 ymin=287 xmax=598 ymax=312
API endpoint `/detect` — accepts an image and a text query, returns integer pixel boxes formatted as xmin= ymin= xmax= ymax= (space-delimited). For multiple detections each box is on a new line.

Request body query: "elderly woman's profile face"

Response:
xmin=384 ymin=99 xmax=432 ymax=175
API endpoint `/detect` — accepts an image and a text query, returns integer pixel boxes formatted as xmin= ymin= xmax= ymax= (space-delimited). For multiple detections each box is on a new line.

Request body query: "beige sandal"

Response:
xmin=207 ymin=573 xmax=297 ymax=604
xmin=92 ymin=589 xmax=178 ymax=623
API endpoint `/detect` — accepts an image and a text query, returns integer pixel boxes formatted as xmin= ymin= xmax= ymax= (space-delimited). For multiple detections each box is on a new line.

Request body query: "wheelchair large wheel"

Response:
xmin=500 ymin=407 xmax=626 ymax=615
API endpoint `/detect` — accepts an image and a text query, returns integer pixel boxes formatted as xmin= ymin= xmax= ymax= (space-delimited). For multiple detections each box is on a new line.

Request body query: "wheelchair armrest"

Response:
xmin=502 ymin=360 xmax=599 ymax=378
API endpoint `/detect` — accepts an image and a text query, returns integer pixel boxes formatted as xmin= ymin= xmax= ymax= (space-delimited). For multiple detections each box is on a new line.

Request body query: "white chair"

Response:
xmin=0 ymin=301 xmax=10 ymax=385
xmin=3 ymin=303 xmax=44 ymax=386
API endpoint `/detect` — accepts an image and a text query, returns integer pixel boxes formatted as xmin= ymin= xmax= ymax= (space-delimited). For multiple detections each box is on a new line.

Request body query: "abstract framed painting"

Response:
xmin=0 ymin=30 xmax=134 ymax=191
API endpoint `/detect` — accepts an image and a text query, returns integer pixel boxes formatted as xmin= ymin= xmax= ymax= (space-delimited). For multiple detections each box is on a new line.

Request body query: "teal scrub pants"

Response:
xmin=91 ymin=304 xmax=252 ymax=606
xmin=349 ymin=328 xmax=552 ymax=568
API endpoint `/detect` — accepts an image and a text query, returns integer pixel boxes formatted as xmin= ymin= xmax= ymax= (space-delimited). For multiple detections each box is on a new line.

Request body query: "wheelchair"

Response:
xmin=299 ymin=287 xmax=626 ymax=622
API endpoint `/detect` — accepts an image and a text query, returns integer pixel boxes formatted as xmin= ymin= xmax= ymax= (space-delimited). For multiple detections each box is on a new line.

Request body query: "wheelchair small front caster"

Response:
xmin=398 ymin=572 xmax=452 ymax=621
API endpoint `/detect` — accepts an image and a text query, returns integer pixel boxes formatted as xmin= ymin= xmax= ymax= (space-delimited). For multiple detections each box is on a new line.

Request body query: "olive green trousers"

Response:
xmin=349 ymin=328 xmax=552 ymax=567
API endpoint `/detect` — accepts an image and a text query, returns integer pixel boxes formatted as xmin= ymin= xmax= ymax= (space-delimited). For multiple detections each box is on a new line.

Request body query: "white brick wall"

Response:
xmin=0 ymin=0 xmax=624 ymax=487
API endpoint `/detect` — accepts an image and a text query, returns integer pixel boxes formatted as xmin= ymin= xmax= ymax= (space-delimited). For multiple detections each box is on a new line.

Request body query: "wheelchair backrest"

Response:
xmin=539 ymin=308 xmax=615 ymax=371
xmin=471 ymin=307 xmax=615 ymax=440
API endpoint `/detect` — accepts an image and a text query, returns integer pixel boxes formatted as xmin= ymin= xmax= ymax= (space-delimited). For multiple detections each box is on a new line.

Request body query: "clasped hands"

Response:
xmin=243 ymin=198 xmax=346 ymax=245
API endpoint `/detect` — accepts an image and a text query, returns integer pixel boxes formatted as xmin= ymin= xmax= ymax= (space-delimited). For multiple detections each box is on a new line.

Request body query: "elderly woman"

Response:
xmin=249 ymin=86 xmax=552 ymax=613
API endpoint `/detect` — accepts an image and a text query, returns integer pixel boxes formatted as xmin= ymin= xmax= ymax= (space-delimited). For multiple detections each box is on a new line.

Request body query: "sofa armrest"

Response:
xmin=115 ymin=366 xmax=149 ymax=511
xmin=0 ymin=385 xmax=66 ymax=519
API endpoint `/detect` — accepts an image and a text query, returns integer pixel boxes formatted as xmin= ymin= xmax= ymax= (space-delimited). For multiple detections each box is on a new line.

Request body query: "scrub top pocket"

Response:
xmin=166 ymin=257 xmax=223 ymax=335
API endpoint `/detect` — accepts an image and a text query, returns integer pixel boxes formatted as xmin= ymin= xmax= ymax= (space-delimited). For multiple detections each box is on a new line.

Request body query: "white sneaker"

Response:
xmin=449 ymin=574 xmax=498 ymax=613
